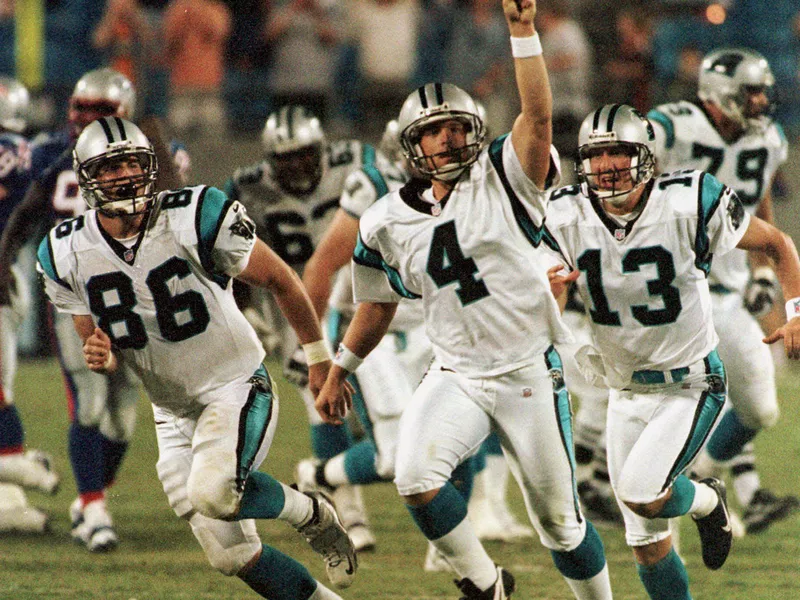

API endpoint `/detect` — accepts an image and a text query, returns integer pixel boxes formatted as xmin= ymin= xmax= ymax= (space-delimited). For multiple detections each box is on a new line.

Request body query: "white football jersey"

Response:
xmin=353 ymin=135 xmax=570 ymax=377
xmin=647 ymin=100 xmax=787 ymax=293
xmin=227 ymin=140 xmax=376 ymax=272
xmin=38 ymin=185 xmax=264 ymax=413
xmin=333 ymin=157 xmax=425 ymax=330
xmin=545 ymin=170 xmax=750 ymax=388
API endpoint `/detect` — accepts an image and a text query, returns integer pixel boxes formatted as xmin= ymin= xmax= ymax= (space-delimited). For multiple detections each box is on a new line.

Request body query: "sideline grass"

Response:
xmin=2 ymin=358 xmax=798 ymax=599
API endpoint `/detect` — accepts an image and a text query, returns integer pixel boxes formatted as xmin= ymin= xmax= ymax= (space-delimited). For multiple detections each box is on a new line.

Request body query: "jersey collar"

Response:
xmin=588 ymin=179 xmax=654 ymax=241
xmin=399 ymin=177 xmax=452 ymax=216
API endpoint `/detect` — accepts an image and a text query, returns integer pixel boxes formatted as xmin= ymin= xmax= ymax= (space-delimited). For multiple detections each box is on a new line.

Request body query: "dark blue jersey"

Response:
xmin=0 ymin=132 xmax=33 ymax=233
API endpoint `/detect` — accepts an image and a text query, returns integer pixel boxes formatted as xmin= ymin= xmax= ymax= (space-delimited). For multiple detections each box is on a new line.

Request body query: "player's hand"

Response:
xmin=83 ymin=327 xmax=117 ymax=372
xmin=547 ymin=265 xmax=579 ymax=299
xmin=283 ymin=345 xmax=309 ymax=387
xmin=314 ymin=370 xmax=353 ymax=425
xmin=503 ymin=0 xmax=535 ymax=27
xmin=744 ymin=267 xmax=778 ymax=318
xmin=763 ymin=316 xmax=800 ymax=360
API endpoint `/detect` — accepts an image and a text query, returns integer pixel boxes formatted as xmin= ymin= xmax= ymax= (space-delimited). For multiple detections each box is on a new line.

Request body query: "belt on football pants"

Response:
xmin=630 ymin=349 xmax=721 ymax=385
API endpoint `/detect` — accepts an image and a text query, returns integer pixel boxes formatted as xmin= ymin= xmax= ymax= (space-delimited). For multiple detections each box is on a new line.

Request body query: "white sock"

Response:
xmin=563 ymin=564 xmax=613 ymax=600
xmin=691 ymin=451 xmax=723 ymax=480
xmin=277 ymin=483 xmax=314 ymax=526
xmin=689 ymin=481 xmax=720 ymax=518
xmin=323 ymin=454 xmax=349 ymax=487
xmin=733 ymin=471 xmax=759 ymax=507
xmin=433 ymin=517 xmax=496 ymax=590
xmin=308 ymin=581 xmax=343 ymax=600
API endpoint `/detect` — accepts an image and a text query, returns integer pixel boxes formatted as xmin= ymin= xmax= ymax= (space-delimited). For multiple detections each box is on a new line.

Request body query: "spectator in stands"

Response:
xmin=221 ymin=0 xmax=272 ymax=136
xmin=602 ymin=9 xmax=654 ymax=113
xmin=265 ymin=0 xmax=343 ymax=123
xmin=164 ymin=0 xmax=231 ymax=140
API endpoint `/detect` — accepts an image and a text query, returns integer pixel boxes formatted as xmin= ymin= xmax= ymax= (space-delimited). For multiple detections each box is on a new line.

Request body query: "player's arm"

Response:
xmin=505 ymin=0 xmax=552 ymax=189
xmin=741 ymin=180 xmax=779 ymax=318
xmin=237 ymin=238 xmax=334 ymax=397
xmin=316 ymin=300 xmax=398 ymax=425
xmin=736 ymin=216 xmax=800 ymax=357
xmin=0 ymin=180 xmax=50 ymax=304
xmin=302 ymin=208 xmax=360 ymax=319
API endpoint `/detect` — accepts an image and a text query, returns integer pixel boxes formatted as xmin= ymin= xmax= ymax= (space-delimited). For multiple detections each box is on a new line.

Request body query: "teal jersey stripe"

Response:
xmin=353 ymin=232 xmax=421 ymax=299
xmin=488 ymin=135 xmax=564 ymax=256
xmin=664 ymin=350 xmax=726 ymax=485
xmin=36 ymin=233 xmax=69 ymax=289
xmin=195 ymin=186 xmax=232 ymax=288
xmin=646 ymin=109 xmax=675 ymax=149
xmin=222 ymin=177 xmax=238 ymax=200
xmin=236 ymin=364 xmax=275 ymax=489
xmin=693 ymin=173 xmax=725 ymax=275
xmin=545 ymin=345 xmax=582 ymax=521
xmin=360 ymin=144 xmax=389 ymax=199
xmin=775 ymin=121 xmax=787 ymax=146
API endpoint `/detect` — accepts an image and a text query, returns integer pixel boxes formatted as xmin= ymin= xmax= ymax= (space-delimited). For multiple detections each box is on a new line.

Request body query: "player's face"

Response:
xmin=95 ymin=155 xmax=146 ymax=200
xmin=418 ymin=119 xmax=469 ymax=171
xmin=742 ymin=85 xmax=770 ymax=119
xmin=585 ymin=146 xmax=635 ymax=192
xmin=271 ymin=146 xmax=322 ymax=195
xmin=68 ymin=99 xmax=123 ymax=137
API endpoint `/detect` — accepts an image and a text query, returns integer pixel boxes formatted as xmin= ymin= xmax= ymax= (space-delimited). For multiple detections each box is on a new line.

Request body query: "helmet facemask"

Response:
xmin=401 ymin=112 xmax=484 ymax=182
xmin=78 ymin=148 xmax=158 ymax=216
xmin=577 ymin=142 xmax=655 ymax=207
xmin=267 ymin=144 xmax=323 ymax=196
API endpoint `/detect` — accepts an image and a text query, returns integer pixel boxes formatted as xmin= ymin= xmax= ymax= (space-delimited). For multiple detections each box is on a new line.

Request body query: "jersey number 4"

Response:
xmin=426 ymin=221 xmax=490 ymax=306
xmin=86 ymin=257 xmax=211 ymax=349
xmin=578 ymin=246 xmax=682 ymax=326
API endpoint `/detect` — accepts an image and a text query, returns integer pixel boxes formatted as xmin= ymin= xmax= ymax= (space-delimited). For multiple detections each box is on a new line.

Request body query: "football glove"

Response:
xmin=284 ymin=345 xmax=309 ymax=388
xmin=743 ymin=267 xmax=779 ymax=318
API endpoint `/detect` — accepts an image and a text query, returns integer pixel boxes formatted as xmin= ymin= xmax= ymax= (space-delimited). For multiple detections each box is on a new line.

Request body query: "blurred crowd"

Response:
xmin=2 ymin=0 xmax=800 ymax=149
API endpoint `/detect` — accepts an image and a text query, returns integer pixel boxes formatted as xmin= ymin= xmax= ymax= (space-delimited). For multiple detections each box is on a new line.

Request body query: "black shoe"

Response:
xmin=578 ymin=480 xmax=624 ymax=528
xmin=692 ymin=478 xmax=733 ymax=570
xmin=454 ymin=566 xmax=515 ymax=599
xmin=742 ymin=488 xmax=800 ymax=534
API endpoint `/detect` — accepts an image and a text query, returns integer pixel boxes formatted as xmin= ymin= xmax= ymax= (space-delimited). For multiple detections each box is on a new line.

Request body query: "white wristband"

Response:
xmin=785 ymin=297 xmax=800 ymax=322
xmin=103 ymin=351 xmax=114 ymax=370
xmin=333 ymin=343 xmax=364 ymax=374
xmin=510 ymin=33 xmax=542 ymax=58
xmin=302 ymin=340 xmax=331 ymax=366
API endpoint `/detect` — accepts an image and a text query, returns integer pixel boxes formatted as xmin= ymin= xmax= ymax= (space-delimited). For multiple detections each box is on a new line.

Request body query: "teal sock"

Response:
xmin=238 ymin=471 xmax=286 ymax=520
xmin=343 ymin=440 xmax=382 ymax=484
xmin=407 ymin=481 xmax=468 ymax=540
xmin=636 ymin=548 xmax=691 ymax=600
xmin=239 ymin=544 xmax=318 ymax=599
xmin=705 ymin=410 xmax=758 ymax=462
xmin=551 ymin=521 xmax=607 ymax=580
xmin=311 ymin=423 xmax=352 ymax=460
xmin=656 ymin=475 xmax=695 ymax=518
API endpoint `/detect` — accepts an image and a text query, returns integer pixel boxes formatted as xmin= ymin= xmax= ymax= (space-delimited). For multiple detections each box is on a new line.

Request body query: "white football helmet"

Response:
xmin=576 ymin=104 xmax=656 ymax=207
xmin=0 ymin=77 xmax=30 ymax=133
xmin=698 ymin=47 xmax=775 ymax=132
xmin=73 ymin=117 xmax=158 ymax=216
xmin=397 ymin=83 xmax=486 ymax=182
xmin=69 ymin=68 xmax=136 ymax=137
xmin=262 ymin=105 xmax=326 ymax=195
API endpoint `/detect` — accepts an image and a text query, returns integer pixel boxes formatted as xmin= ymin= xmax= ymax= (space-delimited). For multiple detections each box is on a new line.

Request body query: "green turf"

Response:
xmin=2 ymin=358 xmax=799 ymax=599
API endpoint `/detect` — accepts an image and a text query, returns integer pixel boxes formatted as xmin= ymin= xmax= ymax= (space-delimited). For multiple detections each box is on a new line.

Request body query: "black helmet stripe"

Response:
xmin=417 ymin=86 xmax=428 ymax=109
xmin=606 ymin=104 xmax=622 ymax=131
xmin=591 ymin=106 xmax=604 ymax=131
xmin=98 ymin=117 xmax=115 ymax=143
xmin=434 ymin=83 xmax=444 ymax=105
xmin=286 ymin=106 xmax=294 ymax=139
xmin=113 ymin=117 xmax=127 ymax=141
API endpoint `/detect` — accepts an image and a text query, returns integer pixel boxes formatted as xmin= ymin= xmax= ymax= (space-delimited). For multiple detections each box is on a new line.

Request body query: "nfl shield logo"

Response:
xmin=614 ymin=229 xmax=626 ymax=241
xmin=522 ymin=388 xmax=532 ymax=398
xmin=431 ymin=203 xmax=442 ymax=217
xmin=124 ymin=249 xmax=134 ymax=263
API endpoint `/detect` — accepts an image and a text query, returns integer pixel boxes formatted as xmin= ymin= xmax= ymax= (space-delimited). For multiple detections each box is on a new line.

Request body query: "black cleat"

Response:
xmin=692 ymin=478 xmax=733 ymax=570
xmin=742 ymin=488 xmax=800 ymax=534
xmin=454 ymin=566 xmax=515 ymax=599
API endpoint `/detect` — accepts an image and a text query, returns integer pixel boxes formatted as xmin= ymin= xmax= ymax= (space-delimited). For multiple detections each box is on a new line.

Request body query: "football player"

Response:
xmin=225 ymin=105 xmax=381 ymax=551
xmin=40 ymin=117 xmax=355 ymax=600
xmin=315 ymin=1 xmax=614 ymax=598
xmin=646 ymin=47 xmax=799 ymax=534
xmin=0 ymin=67 xmax=186 ymax=551
xmin=0 ymin=77 xmax=60 ymax=533
xmin=544 ymin=103 xmax=800 ymax=600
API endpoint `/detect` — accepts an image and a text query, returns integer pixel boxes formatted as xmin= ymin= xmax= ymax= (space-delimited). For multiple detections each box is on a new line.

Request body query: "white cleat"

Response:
xmin=0 ymin=483 xmax=49 ymax=533
xmin=423 ymin=541 xmax=454 ymax=573
xmin=347 ymin=523 xmax=376 ymax=553
xmin=71 ymin=498 xmax=118 ymax=552
xmin=295 ymin=491 xmax=357 ymax=589
xmin=0 ymin=450 xmax=60 ymax=495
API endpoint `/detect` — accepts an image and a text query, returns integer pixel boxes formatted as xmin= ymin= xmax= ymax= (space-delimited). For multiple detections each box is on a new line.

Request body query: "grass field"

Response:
xmin=2 ymin=357 xmax=799 ymax=599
